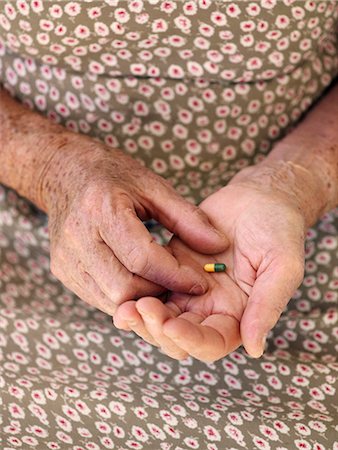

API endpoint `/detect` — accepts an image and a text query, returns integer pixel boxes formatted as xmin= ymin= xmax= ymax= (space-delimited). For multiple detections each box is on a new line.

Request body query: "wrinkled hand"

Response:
xmin=114 ymin=238 xmax=247 ymax=361
xmin=114 ymin=162 xmax=306 ymax=361
xmin=44 ymin=137 xmax=227 ymax=316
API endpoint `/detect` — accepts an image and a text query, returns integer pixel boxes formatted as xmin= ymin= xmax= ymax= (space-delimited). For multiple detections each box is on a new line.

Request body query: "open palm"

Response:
xmin=114 ymin=175 xmax=305 ymax=362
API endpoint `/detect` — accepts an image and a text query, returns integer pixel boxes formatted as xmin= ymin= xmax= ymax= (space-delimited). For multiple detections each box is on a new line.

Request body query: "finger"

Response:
xmin=113 ymin=300 xmax=142 ymax=330
xmin=102 ymin=196 xmax=209 ymax=294
xmin=69 ymin=271 xmax=117 ymax=316
xmin=85 ymin=240 xmax=165 ymax=304
xmin=149 ymin=184 xmax=229 ymax=254
xmin=163 ymin=314 xmax=240 ymax=362
xmin=136 ymin=297 xmax=189 ymax=360
xmin=240 ymin=256 xmax=304 ymax=358
xmin=113 ymin=301 xmax=160 ymax=346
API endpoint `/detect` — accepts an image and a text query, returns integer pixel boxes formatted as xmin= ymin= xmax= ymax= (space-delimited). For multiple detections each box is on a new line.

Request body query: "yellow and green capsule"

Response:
xmin=203 ymin=263 xmax=227 ymax=273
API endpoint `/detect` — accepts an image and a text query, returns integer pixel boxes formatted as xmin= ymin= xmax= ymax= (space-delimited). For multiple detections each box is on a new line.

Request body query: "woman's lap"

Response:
xmin=1 ymin=184 xmax=337 ymax=450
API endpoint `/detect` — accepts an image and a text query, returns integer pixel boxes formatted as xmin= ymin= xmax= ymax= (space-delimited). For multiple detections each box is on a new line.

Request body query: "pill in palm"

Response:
xmin=203 ymin=263 xmax=227 ymax=273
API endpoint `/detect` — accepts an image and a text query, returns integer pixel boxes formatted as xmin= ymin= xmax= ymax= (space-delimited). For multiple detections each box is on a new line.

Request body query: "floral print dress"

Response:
xmin=0 ymin=1 xmax=338 ymax=449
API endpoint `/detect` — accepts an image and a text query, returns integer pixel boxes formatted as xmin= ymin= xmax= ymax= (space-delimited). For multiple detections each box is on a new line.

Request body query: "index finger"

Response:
xmin=101 ymin=202 xmax=208 ymax=294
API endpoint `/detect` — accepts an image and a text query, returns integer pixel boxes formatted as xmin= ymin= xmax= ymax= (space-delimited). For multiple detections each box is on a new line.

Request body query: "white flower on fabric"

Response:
xmin=129 ymin=1 xmax=144 ymax=13
xmin=194 ymin=36 xmax=210 ymax=50
xmin=94 ymin=22 xmax=109 ymax=36
xmin=198 ymin=22 xmax=214 ymax=37
xmin=259 ymin=425 xmax=279 ymax=441
xmin=292 ymin=6 xmax=305 ymax=20
xmin=49 ymin=4 xmax=62 ymax=18
xmin=35 ymin=94 xmax=46 ymax=110
xmin=275 ymin=15 xmax=290 ymax=29
xmin=114 ymin=8 xmax=130 ymax=23
xmin=224 ymin=425 xmax=245 ymax=446
xmin=31 ymin=0 xmax=43 ymax=13
xmin=8 ymin=403 xmax=25 ymax=419
xmin=16 ymin=1 xmax=30 ymax=16
xmin=64 ymin=2 xmax=81 ymax=16
xmin=246 ymin=2 xmax=260 ymax=16
xmin=240 ymin=34 xmax=254 ymax=47
xmin=241 ymin=20 xmax=256 ymax=32
xmin=183 ymin=437 xmax=199 ymax=449
xmin=88 ymin=61 xmax=105 ymax=74
xmin=13 ymin=58 xmax=26 ymax=77
xmin=152 ymin=18 xmax=168 ymax=32
xmin=187 ymin=96 xmax=204 ymax=112
xmin=199 ymin=0 xmax=212 ymax=9
xmin=109 ymin=401 xmax=126 ymax=416
xmin=226 ymin=3 xmax=241 ymax=17
xmin=308 ymin=420 xmax=327 ymax=432
xmin=112 ymin=425 xmax=125 ymax=439
xmin=268 ymin=51 xmax=284 ymax=67
xmin=74 ymin=25 xmax=90 ymax=39
xmin=295 ymin=440 xmax=311 ymax=450
xmin=175 ymin=15 xmax=192 ymax=32
xmin=168 ymin=64 xmax=184 ymax=78
xmin=147 ymin=423 xmax=166 ymax=441
xmin=88 ymin=7 xmax=101 ymax=19
xmin=109 ymin=21 xmax=125 ymax=34
xmin=95 ymin=421 xmax=112 ymax=434
xmin=187 ymin=61 xmax=204 ymax=76
xmin=131 ymin=426 xmax=149 ymax=442
xmin=55 ymin=415 xmax=72 ymax=432
xmin=61 ymin=405 xmax=81 ymax=422
xmin=65 ymin=91 xmax=80 ymax=110
xmin=183 ymin=1 xmax=198 ymax=15
xmin=30 ymin=426 xmax=48 ymax=438
xmin=5 ymin=3 xmax=17 ymax=19
xmin=247 ymin=57 xmax=263 ymax=70
xmin=252 ymin=436 xmax=271 ymax=449
xmin=261 ymin=0 xmax=276 ymax=9
xmin=37 ymin=32 xmax=50 ymax=45
xmin=55 ymin=431 xmax=73 ymax=445
xmin=295 ymin=423 xmax=311 ymax=436
xmin=210 ymin=11 xmax=227 ymax=26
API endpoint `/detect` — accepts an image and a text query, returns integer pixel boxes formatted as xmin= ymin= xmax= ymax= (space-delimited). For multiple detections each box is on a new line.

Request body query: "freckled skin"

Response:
xmin=0 ymin=88 xmax=227 ymax=317
xmin=114 ymin=82 xmax=338 ymax=361
xmin=0 ymin=81 xmax=338 ymax=360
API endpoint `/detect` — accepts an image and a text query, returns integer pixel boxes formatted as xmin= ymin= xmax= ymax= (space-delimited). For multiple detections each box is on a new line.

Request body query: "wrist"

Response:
xmin=38 ymin=132 xmax=106 ymax=214
xmin=259 ymin=131 xmax=338 ymax=213
xmin=230 ymin=159 xmax=327 ymax=228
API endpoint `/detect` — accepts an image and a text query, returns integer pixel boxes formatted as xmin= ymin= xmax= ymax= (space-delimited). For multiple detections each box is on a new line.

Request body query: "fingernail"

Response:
xmin=189 ymin=284 xmax=206 ymax=295
xmin=258 ymin=334 xmax=267 ymax=358
xmin=249 ymin=334 xmax=267 ymax=358
xmin=261 ymin=334 xmax=267 ymax=351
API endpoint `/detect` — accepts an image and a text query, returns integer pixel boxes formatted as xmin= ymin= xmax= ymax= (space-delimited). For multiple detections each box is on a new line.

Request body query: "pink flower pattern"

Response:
xmin=0 ymin=1 xmax=338 ymax=448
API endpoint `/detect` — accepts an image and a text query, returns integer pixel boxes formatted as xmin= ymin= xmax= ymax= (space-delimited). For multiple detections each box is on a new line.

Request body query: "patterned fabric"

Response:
xmin=0 ymin=1 xmax=338 ymax=449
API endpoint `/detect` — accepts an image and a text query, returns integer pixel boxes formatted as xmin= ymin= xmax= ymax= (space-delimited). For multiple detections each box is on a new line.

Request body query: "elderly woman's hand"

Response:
xmin=114 ymin=160 xmax=309 ymax=361
xmin=41 ymin=133 xmax=227 ymax=316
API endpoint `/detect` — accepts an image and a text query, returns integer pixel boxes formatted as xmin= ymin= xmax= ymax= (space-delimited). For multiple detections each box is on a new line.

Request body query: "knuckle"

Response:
xmin=191 ymin=206 xmax=208 ymax=223
xmin=125 ymin=247 xmax=151 ymax=276
xmin=110 ymin=285 xmax=134 ymax=306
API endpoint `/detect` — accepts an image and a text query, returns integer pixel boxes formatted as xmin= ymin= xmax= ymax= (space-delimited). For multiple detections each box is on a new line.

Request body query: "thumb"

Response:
xmin=150 ymin=188 xmax=229 ymax=254
xmin=240 ymin=256 xmax=304 ymax=358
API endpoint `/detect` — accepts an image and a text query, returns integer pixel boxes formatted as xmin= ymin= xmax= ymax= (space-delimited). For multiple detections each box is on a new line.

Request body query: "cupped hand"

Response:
xmin=114 ymin=238 xmax=247 ymax=362
xmin=43 ymin=135 xmax=227 ymax=316
xmin=114 ymin=161 xmax=306 ymax=361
